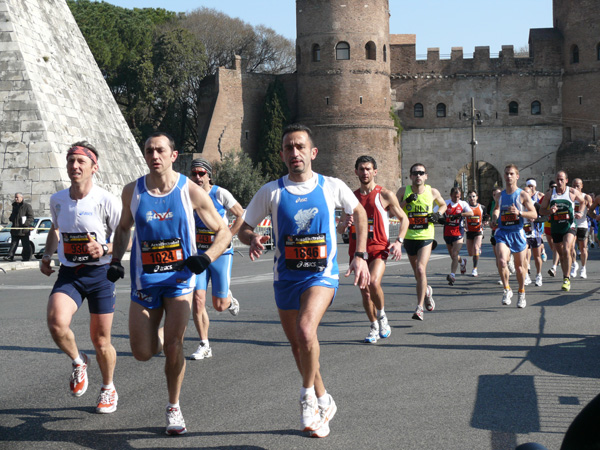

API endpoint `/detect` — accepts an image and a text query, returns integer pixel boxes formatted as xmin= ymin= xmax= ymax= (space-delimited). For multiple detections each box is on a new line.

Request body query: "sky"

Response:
xmin=100 ymin=0 xmax=553 ymax=57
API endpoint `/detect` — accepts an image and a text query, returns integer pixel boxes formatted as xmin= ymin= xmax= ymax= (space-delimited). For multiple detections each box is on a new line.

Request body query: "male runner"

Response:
xmin=522 ymin=185 xmax=544 ymax=287
xmin=492 ymin=164 xmax=537 ymax=308
xmin=238 ymin=124 xmax=370 ymax=438
xmin=544 ymin=180 xmax=561 ymax=276
xmin=41 ymin=141 xmax=121 ymax=414
xmin=397 ymin=163 xmax=446 ymax=320
xmin=526 ymin=179 xmax=547 ymax=263
xmin=188 ymin=158 xmax=244 ymax=360
xmin=465 ymin=190 xmax=486 ymax=277
xmin=443 ymin=187 xmax=473 ymax=285
xmin=109 ymin=132 xmax=231 ymax=435
xmin=338 ymin=155 xmax=408 ymax=344
xmin=539 ymin=171 xmax=586 ymax=291
xmin=571 ymin=178 xmax=592 ymax=279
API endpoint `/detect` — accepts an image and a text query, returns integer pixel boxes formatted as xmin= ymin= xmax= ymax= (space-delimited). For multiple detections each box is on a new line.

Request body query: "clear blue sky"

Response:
xmin=100 ymin=0 xmax=553 ymax=56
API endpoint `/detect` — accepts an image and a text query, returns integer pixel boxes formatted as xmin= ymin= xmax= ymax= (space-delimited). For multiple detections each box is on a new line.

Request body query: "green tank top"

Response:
xmin=549 ymin=187 xmax=574 ymax=234
xmin=403 ymin=185 xmax=435 ymax=240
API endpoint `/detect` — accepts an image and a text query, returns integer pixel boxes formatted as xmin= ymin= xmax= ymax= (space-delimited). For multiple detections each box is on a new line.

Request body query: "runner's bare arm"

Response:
xmin=111 ymin=182 xmax=135 ymax=261
xmin=432 ymin=188 xmax=447 ymax=216
xmin=520 ymin=191 xmax=538 ymax=220
xmin=227 ymin=202 xmax=245 ymax=237
xmin=238 ymin=221 xmax=270 ymax=261
xmin=345 ymin=203 xmax=370 ymax=289
xmin=40 ymin=224 xmax=59 ymax=276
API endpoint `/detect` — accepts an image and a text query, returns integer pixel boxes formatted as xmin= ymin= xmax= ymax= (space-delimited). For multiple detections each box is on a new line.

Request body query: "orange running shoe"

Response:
xmin=70 ymin=352 xmax=88 ymax=397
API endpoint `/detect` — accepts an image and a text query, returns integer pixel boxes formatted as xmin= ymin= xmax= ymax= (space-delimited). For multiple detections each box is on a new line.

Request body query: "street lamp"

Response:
xmin=462 ymin=97 xmax=483 ymax=193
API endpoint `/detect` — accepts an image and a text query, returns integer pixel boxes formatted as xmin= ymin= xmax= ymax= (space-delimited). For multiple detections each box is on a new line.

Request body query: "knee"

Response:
xmin=213 ymin=297 xmax=229 ymax=312
xmin=91 ymin=334 xmax=112 ymax=354
xmin=162 ymin=338 xmax=184 ymax=360
xmin=130 ymin=341 xmax=155 ymax=362
xmin=415 ymin=265 xmax=427 ymax=279
xmin=296 ymin=324 xmax=316 ymax=352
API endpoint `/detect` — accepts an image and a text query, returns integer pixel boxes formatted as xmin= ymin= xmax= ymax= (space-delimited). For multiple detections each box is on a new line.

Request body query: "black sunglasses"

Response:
xmin=411 ymin=170 xmax=426 ymax=176
xmin=192 ymin=171 xmax=207 ymax=177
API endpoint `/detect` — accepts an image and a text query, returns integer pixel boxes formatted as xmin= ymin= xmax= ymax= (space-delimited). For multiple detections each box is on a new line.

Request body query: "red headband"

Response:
xmin=67 ymin=146 xmax=97 ymax=165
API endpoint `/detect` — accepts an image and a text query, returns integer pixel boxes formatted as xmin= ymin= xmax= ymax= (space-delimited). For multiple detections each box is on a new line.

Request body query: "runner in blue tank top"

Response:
xmin=239 ymin=124 xmax=370 ymax=438
xmin=109 ymin=132 xmax=231 ymax=435
xmin=492 ymin=164 xmax=538 ymax=309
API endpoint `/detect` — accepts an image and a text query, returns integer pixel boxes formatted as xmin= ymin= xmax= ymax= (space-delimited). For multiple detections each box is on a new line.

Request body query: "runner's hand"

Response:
xmin=405 ymin=193 xmax=418 ymax=204
xmin=107 ymin=259 xmax=125 ymax=282
xmin=184 ymin=254 xmax=212 ymax=274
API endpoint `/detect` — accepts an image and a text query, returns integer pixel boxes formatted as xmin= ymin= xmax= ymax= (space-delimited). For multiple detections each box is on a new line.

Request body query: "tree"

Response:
xmin=255 ymin=79 xmax=290 ymax=181
xmin=213 ymin=152 xmax=267 ymax=207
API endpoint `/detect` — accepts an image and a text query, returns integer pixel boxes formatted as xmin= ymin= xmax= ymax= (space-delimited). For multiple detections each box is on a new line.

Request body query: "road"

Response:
xmin=0 ymin=228 xmax=599 ymax=450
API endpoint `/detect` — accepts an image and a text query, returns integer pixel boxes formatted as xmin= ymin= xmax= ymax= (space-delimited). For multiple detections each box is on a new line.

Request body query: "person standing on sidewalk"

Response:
xmin=5 ymin=193 xmax=34 ymax=261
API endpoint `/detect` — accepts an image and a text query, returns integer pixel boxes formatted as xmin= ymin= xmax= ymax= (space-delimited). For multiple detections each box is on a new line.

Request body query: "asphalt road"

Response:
xmin=1 ymin=227 xmax=599 ymax=450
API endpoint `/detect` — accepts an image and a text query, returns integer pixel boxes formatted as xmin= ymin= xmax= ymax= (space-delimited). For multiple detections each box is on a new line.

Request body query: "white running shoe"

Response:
xmin=535 ymin=274 xmax=543 ymax=286
xmin=497 ymin=280 xmax=503 ymax=285
xmin=460 ymin=258 xmax=467 ymax=274
xmin=165 ymin=406 xmax=187 ymax=435
xmin=378 ymin=315 xmax=391 ymax=339
xmin=548 ymin=266 xmax=556 ymax=277
xmin=309 ymin=395 xmax=337 ymax=438
xmin=524 ymin=274 xmax=532 ymax=286
xmin=502 ymin=289 xmax=513 ymax=306
xmin=96 ymin=387 xmax=118 ymax=414
xmin=570 ymin=261 xmax=579 ymax=278
xmin=364 ymin=324 xmax=380 ymax=344
xmin=300 ymin=394 xmax=321 ymax=432
xmin=508 ymin=256 xmax=516 ymax=274
xmin=471 ymin=268 xmax=478 ymax=277
xmin=580 ymin=267 xmax=587 ymax=279
xmin=517 ymin=292 xmax=526 ymax=309
xmin=228 ymin=295 xmax=240 ymax=316
xmin=412 ymin=305 xmax=424 ymax=321
xmin=190 ymin=344 xmax=212 ymax=360
xmin=424 ymin=285 xmax=435 ymax=312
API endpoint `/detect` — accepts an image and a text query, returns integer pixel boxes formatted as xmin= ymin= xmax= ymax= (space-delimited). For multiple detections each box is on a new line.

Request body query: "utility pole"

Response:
xmin=462 ymin=98 xmax=483 ymax=193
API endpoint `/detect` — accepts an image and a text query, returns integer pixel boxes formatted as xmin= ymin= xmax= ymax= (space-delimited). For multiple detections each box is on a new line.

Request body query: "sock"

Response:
xmin=518 ymin=289 xmax=525 ymax=294
xmin=200 ymin=339 xmax=209 ymax=347
xmin=505 ymin=285 xmax=511 ymax=291
xmin=300 ymin=386 xmax=315 ymax=401
xmin=101 ymin=382 xmax=114 ymax=391
xmin=371 ymin=320 xmax=379 ymax=329
xmin=376 ymin=309 xmax=385 ymax=319
xmin=317 ymin=392 xmax=331 ymax=406
xmin=552 ymin=265 xmax=557 ymax=270
xmin=72 ymin=353 xmax=84 ymax=365
xmin=450 ymin=273 xmax=455 ymax=277
xmin=168 ymin=402 xmax=180 ymax=410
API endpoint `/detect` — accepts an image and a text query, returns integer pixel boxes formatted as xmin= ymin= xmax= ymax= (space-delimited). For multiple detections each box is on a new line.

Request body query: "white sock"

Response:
xmin=102 ymin=383 xmax=114 ymax=391
xmin=300 ymin=386 xmax=315 ymax=401
xmin=72 ymin=353 xmax=84 ymax=365
xmin=371 ymin=320 xmax=379 ymax=329
xmin=317 ymin=392 xmax=331 ymax=406
xmin=200 ymin=340 xmax=209 ymax=346
xmin=376 ymin=309 xmax=385 ymax=319
xmin=168 ymin=402 xmax=180 ymax=409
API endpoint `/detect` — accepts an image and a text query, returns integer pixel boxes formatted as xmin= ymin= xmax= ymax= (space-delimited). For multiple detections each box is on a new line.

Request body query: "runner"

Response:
xmin=544 ymin=180 xmax=561 ymax=277
xmin=539 ymin=171 xmax=586 ymax=291
xmin=442 ymin=187 xmax=473 ymax=285
xmin=109 ymin=132 xmax=231 ymax=435
xmin=526 ymin=179 xmax=547 ymax=263
xmin=397 ymin=163 xmax=446 ymax=320
xmin=40 ymin=141 xmax=122 ymax=414
xmin=465 ymin=190 xmax=485 ymax=277
xmin=188 ymin=158 xmax=244 ymax=360
xmin=571 ymin=178 xmax=592 ymax=279
xmin=238 ymin=124 xmax=370 ymax=438
xmin=338 ymin=155 xmax=408 ymax=344
xmin=522 ymin=185 xmax=544 ymax=287
xmin=491 ymin=164 xmax=537 ymax=308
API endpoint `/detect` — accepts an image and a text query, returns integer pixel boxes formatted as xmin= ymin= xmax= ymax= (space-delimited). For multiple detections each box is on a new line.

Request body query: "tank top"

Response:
xmin=403 ymin=185 xmax=435 ymax=240
xmin=130 ymin=173 xmax=197 ymax=291
xmin=466 ymin=204 xmax=483 ymax=233
xmin=444 ymin=200 xmax=470 ymax=237
xmin=574 ymin=194 xmax=588 ymax=229
xmin=498 ymin=189 xmax=524 ymax=231
xmin=550 ymin=187 xmax=575 ymax=234
xmin=349 ymin=185 xmax=389 ymax=255
xmin=194 ymin=185 xmax=234 ymax=255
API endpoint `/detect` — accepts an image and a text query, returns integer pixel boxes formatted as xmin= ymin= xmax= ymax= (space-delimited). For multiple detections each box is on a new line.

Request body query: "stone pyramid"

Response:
xmin=0 ymin=0 xmax=148 ymax=220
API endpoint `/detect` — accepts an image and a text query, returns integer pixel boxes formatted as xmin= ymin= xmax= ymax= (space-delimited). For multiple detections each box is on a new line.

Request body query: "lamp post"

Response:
xmin=462 ymin=97 xmax=483 ymax=193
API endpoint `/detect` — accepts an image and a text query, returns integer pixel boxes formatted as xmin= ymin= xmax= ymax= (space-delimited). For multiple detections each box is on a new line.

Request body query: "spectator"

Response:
xmin=4 ymin=193 xmax=34 ymax=261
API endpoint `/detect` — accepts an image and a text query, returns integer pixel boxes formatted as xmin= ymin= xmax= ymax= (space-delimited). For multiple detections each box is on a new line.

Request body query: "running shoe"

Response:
xmin=580 ymin=267 xmax=587 ymax=279
xmin=412 ymin=305 xmax=424 ymax=321
xmin=517 ymin=292 xmax=526 ymax=309
xmin=165 ymin=406 xmax=187 ymax=435
xmin=309 ymin=395 xmax=337 ymax=438
xmin=497 ymin=280 xmax=503 ymax=285
xmin=471 ymin=268 xmax=478 ymax=277
xmin=524 ymin=274 xmax=532 ymax=286
xmin=300 ymin=393 xmax=321 ymax=432
xmin=460 ymin=258 xmax=467 ymax=274
xmin=502 ymin=289 xmax=513 ymax=306
xmin=378 ymin=315 xmax=391 ymax=339
xmin=548 ymin=267 xmax=556 ymax=277
xmin=541 ymin=251 xmax=547 ymax=262
xmin=535 ymin=274 xmax=543 ymax=286
xmin=190 ymin=344 xmax=212 ymax=360
xmin=508 ymin=257 xmax=516 ymax=274
xmin=96 ymin=387 xmax=118 ymax=414
xmin=364 ymin=324 xmax=380 ymax=344
xmin=424 ymin=285 xmax=435 ymax=312
xmin=446 ymin=274 xmax=455 ymax=286
xmin=228 ymin=294 xmax=240 ymax=316
xmin=561 ymin=278 xmax=571 ymax=292
xmin=70 ymin=352 xmax=89 ymax=397
xmin=570 ymin=261 xmax=579 ymax=278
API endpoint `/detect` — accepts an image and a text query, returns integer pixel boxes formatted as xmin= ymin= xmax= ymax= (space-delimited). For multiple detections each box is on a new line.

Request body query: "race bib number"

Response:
xmin=408 ymin=212 xmax=428 ymax=230
xmin=196 ymin=227 xmax=215 ymax=250
xmin=141 ymin=238 xmax=184 ymax=273
xmin=553 ymin=211 xmax=570 ymax=223
xmin=62 ymin=232 xmax=97 ymax=263
xmin=350 ymin=219 xmax=374 ymax=240
xmin=501 ymin=211 xmax=519 ymax=227
xmin=284 ymin=233 xmax=328 ymax=272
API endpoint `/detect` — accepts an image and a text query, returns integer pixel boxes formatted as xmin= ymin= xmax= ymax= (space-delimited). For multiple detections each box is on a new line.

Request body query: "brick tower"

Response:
xmin=295 ymin=0 xmax=399 ymax=190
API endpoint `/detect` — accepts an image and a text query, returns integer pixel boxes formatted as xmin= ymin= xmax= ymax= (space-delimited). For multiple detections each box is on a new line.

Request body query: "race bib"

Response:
xmin=408 ymin=212 xmax=428 ymax=230
xmin=350 ymin=219 xmax=374 ymax=240
xmin=501 ymin=211 xmax=519 ymax=227
xmin=141 ymin=238 xmax=184 ymax=273
xmin=62 ymin=232 xmax=98 ymax=263
xmin=196 ymin=227 xmax=215 ymax=250
xmin=284 ymin=233 xmax=327 ymax=272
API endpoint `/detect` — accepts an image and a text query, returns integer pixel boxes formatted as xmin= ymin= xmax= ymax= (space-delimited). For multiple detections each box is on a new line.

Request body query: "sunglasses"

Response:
xmin=192 ymin=171 xmax=207 ymax=177
xmin=411 ymin=170 xmax=426 ymax=176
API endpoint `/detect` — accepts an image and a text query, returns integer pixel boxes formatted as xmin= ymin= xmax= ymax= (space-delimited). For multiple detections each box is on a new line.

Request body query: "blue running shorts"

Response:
xmin=273 ymin=277 xmax=338 ymax=311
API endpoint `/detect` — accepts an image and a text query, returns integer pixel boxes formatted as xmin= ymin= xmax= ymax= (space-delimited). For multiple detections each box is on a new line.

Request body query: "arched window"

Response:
xmin=414 ymin=103 xmax=424 ymax=118
xmin=365 ymin=41 xmax=376 ymax=60
xmin=531 ymin=101 xmax=541 ymax=115
xmin=312 ymin=44 xmax=321 ymax=62
xmin=509 ymin=101 xmax=519 ymax=115
xmin=436 ymin=103 xmax=446 ymax=118
xmin=336 ymin=41 xmax=350 ymax=60
xmin=383 ymin=44 xmax=387 ymax=62
xmin=571 ymin=44 xmax=579 ymax=64
xmin=296 ymin=45 xmax=301 ymax=65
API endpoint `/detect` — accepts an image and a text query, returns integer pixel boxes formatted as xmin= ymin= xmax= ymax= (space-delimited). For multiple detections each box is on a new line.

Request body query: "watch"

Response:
xmin=396 ymin=237 xmax=404 ymax=244
xmin=354 ymin=251 xmax=368 ymax=260
xmin=101 ymin=244 xmax=109 ymax=256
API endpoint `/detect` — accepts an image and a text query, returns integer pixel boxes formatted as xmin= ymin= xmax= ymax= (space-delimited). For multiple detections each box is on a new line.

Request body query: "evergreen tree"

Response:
xmin=213 ymin=152 xmax=267 ymax=207
xmin=256 ymin=79 xmax=290 ymax=180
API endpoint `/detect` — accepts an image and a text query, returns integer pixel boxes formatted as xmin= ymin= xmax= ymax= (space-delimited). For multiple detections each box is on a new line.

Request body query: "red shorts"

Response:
xmin=367 ymin=248 xmax=389 ymax=264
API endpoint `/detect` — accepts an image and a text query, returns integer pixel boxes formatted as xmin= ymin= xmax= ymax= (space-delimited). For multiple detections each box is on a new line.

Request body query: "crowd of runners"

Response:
xmin=35 ymin=124 xmax=598 ymax=439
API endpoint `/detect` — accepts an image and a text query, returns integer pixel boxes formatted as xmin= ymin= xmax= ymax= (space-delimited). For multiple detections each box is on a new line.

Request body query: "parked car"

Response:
xmin=0 ymin=217 xmax=53 ymax=259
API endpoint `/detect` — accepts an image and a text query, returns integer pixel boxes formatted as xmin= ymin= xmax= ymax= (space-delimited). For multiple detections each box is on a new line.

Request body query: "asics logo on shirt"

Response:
xmin=146 ymin=210 xmax=173 ymax=222
xmin=295 ymin=197 xmax=308 ymax=203
xmin=294 ymin=207 xmax=318 ymax=233
xmin=77 ymin=211 xmax=93 ymax=216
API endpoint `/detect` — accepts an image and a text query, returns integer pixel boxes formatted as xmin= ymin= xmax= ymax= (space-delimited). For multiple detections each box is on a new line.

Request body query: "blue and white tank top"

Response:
xmin=130 ymin=173 xmax=197 ymax=291
xmin=194 ymin=185 xmax=233 ymax=255
xmin=498 ymin=188 xmax=524 ymax=231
